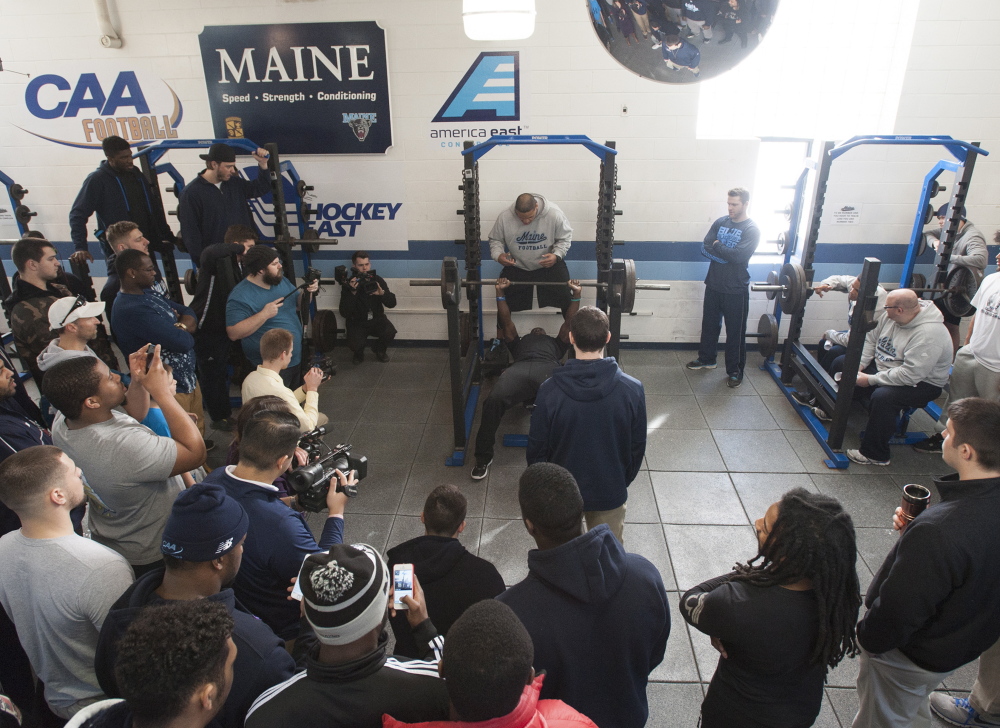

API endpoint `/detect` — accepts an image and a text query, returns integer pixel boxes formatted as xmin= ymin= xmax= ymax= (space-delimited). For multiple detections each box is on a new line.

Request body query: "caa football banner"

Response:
xmin=198 ymin=22 xmax=392 ymax=155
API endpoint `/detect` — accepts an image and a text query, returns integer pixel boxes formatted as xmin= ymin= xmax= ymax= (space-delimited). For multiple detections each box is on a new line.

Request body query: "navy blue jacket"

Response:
xmin=69 ymin=161 xmax=173 ymax=255
xmin=498 ymin=525 xmax=670 ymax=728
xmin=527 ymin=357 xmax=646 ymax=511
xmin=178 ymin=170 xmax=271 ymax=264
xmin=94 ymin=567 xmax=296 ymax=728
xmin=202 ymin=467 xmax=344 ymax=640
xmin=663 ymin=39 xmax=701 ymax=68
xmin=701 ymin=215 xmax=761 ymax=294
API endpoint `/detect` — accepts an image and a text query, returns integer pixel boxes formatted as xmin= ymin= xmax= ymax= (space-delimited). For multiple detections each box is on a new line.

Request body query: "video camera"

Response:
xmin=335 ymin=264 xmax=380 ymax=296
xmin=303 ymin=266 xmax=322 ymax=286
xmin=288 ymin=427 xmax=368 ymax=512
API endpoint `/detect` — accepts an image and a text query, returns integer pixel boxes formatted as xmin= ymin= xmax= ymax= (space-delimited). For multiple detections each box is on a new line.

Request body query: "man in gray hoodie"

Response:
xmin=37 ymin=296 xmax=110 ymax=374
xmin=488 ymin=193 xmax=573 ymax=313
xmin=846 ymin=289 xmax=953 ymax=466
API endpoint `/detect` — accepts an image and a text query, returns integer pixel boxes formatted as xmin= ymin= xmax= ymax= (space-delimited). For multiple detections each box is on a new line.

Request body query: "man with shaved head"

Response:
xmin=844 ymin=288 xmax=953 ymax=465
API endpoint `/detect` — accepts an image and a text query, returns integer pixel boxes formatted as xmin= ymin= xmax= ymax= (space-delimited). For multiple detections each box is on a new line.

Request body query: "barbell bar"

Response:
xmin=750 ymin=263 xmax=808 ymax=315
xmin=410 ymin=277 xmax=610 ymax=289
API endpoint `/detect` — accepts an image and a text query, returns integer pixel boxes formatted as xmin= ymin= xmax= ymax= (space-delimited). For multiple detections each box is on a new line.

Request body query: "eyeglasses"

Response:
xmin=882 ymin=305 xmax=905 ymax=312
xmin=59 ymin=295 xmax=87 ymax=327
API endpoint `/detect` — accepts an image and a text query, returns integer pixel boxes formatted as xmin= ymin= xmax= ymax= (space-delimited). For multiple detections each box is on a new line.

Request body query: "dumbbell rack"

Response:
xmin=763 ymin=136 xmax=988 ymax=468
xmin=444 ymin=135 xmax=622 ymax=466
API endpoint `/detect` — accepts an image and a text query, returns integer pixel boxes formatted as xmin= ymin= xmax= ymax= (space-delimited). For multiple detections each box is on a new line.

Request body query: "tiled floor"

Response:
xmin=205 ymin=345 xmax=967 ymax=727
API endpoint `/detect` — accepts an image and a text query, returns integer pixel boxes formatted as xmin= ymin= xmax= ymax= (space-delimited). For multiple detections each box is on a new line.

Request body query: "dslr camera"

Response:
xmin=303 ymin=266 xmax=322 ymax=286
xmin=335 ymin=264 xmax=380 ymax=296
xmin=288 ymin=427 xmax=368 ymax=512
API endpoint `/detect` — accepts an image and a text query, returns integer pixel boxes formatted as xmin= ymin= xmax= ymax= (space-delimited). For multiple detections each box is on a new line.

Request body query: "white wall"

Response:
xmin=1 ymin=0 xmax=998 ymax=344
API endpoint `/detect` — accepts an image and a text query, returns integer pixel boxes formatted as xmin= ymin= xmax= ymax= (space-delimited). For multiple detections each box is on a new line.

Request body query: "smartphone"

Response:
xmin=291 ymin=551 xmax=323 ymax=601
xmin=393 ymin=563 xmax=414 ymax=610
xmin=145 ymin=347 xmax=155 ymax=372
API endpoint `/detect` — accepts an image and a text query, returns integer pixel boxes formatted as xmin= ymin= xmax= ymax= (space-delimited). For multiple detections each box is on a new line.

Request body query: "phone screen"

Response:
xmin=393 ymin=564 xmax=413 ymax=610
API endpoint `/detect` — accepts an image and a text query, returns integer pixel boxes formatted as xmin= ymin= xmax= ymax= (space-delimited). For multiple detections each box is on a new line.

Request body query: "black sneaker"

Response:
xmin=211 ymin=417 xmax=235 ymax=432
xmin=686 ymin=359 xmax=718 ymax=370
xmin=352 ymin=350 xmax=364 ymax=364
xmin=727 ymin=375 xmax=743 ymax=388
xmin=913 ymin=432 xmax=944 ymax=453
xmin=375 ymin=350 xmax=390 ymax=363
xmin=204 ymin=439 xmax=216 ymax=452
xmin=471 ymin=459 xmax=492 ymax=480
xmin=790 ymin=391 xmax=816 ymax=407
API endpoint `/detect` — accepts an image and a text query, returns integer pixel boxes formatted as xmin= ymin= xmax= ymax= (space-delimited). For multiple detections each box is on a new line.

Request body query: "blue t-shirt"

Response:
xmin=140 ymin=407 xmax=171 ymax=437
xmin=225 ymin=277 xmax=303 ymax=366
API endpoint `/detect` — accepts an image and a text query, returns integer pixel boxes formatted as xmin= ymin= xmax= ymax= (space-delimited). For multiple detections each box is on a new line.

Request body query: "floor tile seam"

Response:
xmin=659 ymin=524 xmax=709 ymax=683
xmin=822 ymin=691 xmax=846 ymax=728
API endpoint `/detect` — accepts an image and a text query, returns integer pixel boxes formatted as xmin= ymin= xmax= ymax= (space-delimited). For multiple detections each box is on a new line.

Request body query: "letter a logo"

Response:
xmin=432 ymin=52 xmax=519 ymax=123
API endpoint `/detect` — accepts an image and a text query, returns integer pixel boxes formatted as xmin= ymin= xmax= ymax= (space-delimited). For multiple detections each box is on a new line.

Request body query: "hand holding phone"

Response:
xmin=392 ymin=563 xmax=414 ymax=610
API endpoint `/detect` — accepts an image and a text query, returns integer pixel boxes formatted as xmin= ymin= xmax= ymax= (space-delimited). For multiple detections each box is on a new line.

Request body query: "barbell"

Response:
xmin=753 ymin=262 xmax=981 ymax=318
xmin=410 ymin=257 xmax=670 ymax=313
xmin=749 ymin=313 xmax=780 ymax=358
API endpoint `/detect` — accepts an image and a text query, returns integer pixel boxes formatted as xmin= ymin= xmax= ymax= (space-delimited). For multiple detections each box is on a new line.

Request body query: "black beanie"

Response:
xmin=161 ymin=483 xmax=248 ymax=561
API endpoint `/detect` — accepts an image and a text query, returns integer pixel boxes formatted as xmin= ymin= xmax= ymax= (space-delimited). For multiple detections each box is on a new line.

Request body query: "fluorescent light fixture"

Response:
xmin=463 ymin=0 xmax=536 ymax=41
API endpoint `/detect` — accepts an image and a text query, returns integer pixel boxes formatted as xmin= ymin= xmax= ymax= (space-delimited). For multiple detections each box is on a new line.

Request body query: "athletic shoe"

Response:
xmin=790 ymin=391 xmax=816 ymax=407
xmin=719 ymin=37 xmax=731 ymax=44
xmin=204 ymin=439 xmax=216 ymax=453
xmin=651 ymin=41 xmax=662 ymax=49
xmin=846 ymin=449 xmax=890 ymax=466
xmin=810 ymin=406 xmax=831 ymax=422
xmin=929 ymin=693 xmax=1000 ymax=727
xmin=913 ymin=432 xmax=944 ymax=453
xmin=471 ymin=459 xmax=492 ymax=481
xmin=375 ymin=350 xmax=390 ymax=363
xmin=352 ymin=350 xmax=364 ymax=364
xmin=703 ymin=37 xmax=711 ymax=43
xmin=211 ymin=417 xmax=235 ymax=432
xmin=686 ymin=359 xmax=718 ymax=370
xmin=727 ymin=375 xmax=743 ymax=388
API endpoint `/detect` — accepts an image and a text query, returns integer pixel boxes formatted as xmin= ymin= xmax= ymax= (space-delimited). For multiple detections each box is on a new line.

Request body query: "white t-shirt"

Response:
xmin=0 ymin=532 xmax=133 ymax=716
xmin=52 ymin=410 xmax=184 ymax=565
xmin=969 ymin=271 xmax=1000 ymax=372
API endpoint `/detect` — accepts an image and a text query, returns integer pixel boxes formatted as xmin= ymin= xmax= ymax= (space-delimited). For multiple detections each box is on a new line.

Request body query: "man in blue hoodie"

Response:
xmin=527 ymin=307 xmax=646 ymax=543
xmin=498 ymin=463 xmax=669 ymax=728
xmin=69 ymin=136 xmax=174 ymax=264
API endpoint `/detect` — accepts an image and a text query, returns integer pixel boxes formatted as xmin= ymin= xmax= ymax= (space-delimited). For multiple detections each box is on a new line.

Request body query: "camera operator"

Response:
xmin=200 ymin=410 xmax=354 ymax=643
xmin=338 ymin=251 xmax=397 ymax=364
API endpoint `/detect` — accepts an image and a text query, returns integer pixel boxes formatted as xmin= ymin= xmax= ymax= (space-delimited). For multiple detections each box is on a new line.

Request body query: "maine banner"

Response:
xmin=198 ymin=21 xmax=392 ymax=154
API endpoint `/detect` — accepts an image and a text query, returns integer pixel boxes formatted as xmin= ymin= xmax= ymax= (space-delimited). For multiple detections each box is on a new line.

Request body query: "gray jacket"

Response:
xmin=36 ymin=340 xmax=99 ymax=372
xmin=861 ymin=301 xmax=953 ymax=388
xmin=488 ymin=194 xmax=573 ymax=270
xmin=924 ymin=222 xmax=988 ymax=275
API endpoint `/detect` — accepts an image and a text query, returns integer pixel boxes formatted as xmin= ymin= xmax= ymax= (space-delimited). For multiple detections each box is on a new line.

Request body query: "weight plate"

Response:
xmin=296 ymin=179 xmax=308 ymax=199
xmin=301 ymin=226 xmax=319 ymax=253
xmin=14 ymin=205 xmax=34 ymax=225
xmin=622 ymin=258 xmax=637 ymax=314
xmin=917 ymin=233 xmax=927 ymax=257
xmin=923 ymin=202 xmax=935 ymax=226
xmin=312 ymin=309 xmax=339 ymax=352
xmin=776 ymin=231 xmax=787 ymax=254
xmin=783 ymin=204 xmax=792 ymax=221
xmin=911 ymin=272 xmax=926 ymax=290
xmin=779 ymin=262 xmax=807 ymax=315
xmin=757 ymin=313 xmax=779 ymax=358
xmin=8 ymin=183 xmax=26 ymax=201
xmin=942 ymin=264 xmax=983 ymax=318
xmin=441 ymin=258 xmax=460 ymax=308
xmin=183 ymin=268 xmax=197 ymax=296
xmin=929 ymin=179 xmax=942 ymax=199
xmin=766 ymin=271 xmax=779 ymax=300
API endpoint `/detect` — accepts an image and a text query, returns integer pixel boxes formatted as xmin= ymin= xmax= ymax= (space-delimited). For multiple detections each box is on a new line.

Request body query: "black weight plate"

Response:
xmin=8 ymin=183 xmax=26 ymax=201
xmin=911 ymin=272 xmax=926 ymax=290
xmin=779 ymin=262 xmax=806 ymax=315
xmin=917 ymin=233 xmax=927 ymax=257
xmin=923 ymin=202 xmax=935 ymax=226
xmin=757 ymin=313 xmax=779 ymax=358
xmin=312 ymin=309 xmax=338 ymax=352
xmin=942 ymin=265 xmax=983 ymax=318
xmin=929 ymin=179 xmax=942 ymax=199
xmin=776 ymin=231 xmax=787 ymax=254
xmin=441 ymin=258 xmax=460 ymax=308
xmin=766 ymin=270 xmax=779 ymax=300
xmin=301 ymin=226 xmax=319 ymax=253
xmin=14 ymin=205 xmax=34 ymax=225
xmin=622 ymin=258 xmax=637 ymax=314
xmin=183 ymin=268 xmax=197 ymax=296
xmin=296 ymin=179 xmax=308 ymax=199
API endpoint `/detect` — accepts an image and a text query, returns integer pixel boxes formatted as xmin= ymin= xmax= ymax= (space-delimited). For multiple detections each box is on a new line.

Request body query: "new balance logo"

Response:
xmin=432 ymin=52 xmax=519 ymax=123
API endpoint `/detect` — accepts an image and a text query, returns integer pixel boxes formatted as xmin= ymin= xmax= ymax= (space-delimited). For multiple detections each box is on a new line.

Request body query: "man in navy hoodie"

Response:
xmin=527 ymin=306 xmax=646 ymax=543
xmin=69 ymin=136 xmax=174 ymax=264
xmin=178 ymin=143 xmax=271 ymax=264
xmin=498 ymin=463 xmax=669 ymax=728
xmin=94 ymin=482 xmax=294 ymax=728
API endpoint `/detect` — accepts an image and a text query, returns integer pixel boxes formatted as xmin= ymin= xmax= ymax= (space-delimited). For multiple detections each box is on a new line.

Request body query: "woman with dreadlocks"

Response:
xmin=680 ymin=488 xmax=861 ymax=727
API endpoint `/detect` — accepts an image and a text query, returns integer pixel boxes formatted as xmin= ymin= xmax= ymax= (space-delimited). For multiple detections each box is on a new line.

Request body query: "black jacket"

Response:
xmin=94 ymin=568 xmax=296 ymax=728
xmin=69 ymin=160 xmax=173 ymax=255
xmin=498 ymin=525 xmax=670 ymax=728
xmin=178 ymin=171 xmax=271 ymax=264
xmin=857 ymin=473 xmax=1000 ymax=672
xmin=190 ymin=243 xmax=245 ymax=334
xmin=245 ymin=624 xmax=449 ymax=728
xmin=385 ymin=535 xmax=506 ymax=658
xmin=339 ymin=274 xmax=397 ymax=324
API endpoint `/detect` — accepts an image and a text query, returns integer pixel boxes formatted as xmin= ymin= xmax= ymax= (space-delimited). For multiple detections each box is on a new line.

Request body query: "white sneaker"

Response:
xmin=846 ymin=449 xmax=890 ymax=466
xmin=652 ymin=41 xmax=662 ymax=49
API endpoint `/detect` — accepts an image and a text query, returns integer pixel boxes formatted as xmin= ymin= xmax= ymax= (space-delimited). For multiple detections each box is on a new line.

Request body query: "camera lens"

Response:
xmin=289 ymin=462 xmax=325 ymax=492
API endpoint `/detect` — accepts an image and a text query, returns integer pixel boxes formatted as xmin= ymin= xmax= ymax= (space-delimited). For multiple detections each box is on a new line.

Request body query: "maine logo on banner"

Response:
xmin=429 ymin=51 xmax=527 ymax=150
xmin=14 ymin=63 xmax=183 ymax=149
xmin=198 ymin=22 xmax=392 ymax=155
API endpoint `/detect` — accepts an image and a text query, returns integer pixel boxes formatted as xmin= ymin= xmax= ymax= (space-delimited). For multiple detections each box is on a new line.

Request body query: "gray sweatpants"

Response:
xmin=853 ymin=648 xmax=954 ymax=728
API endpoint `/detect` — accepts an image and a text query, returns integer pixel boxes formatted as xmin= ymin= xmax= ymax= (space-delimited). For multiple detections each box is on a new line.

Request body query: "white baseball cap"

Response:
xmin=48 ymin=296 xmax=106 ymax=329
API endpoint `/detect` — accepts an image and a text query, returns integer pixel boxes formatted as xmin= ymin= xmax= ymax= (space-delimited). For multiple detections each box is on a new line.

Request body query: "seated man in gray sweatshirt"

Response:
xmin=845 ymin=289 xmax=953 ymax=466
xmin=488 ymin=193 xmax=573 ymax=314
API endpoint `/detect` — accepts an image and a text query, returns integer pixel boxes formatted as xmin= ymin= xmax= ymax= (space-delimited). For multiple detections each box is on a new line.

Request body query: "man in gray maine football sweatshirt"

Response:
xmin=488 ymin=193 xmax=574 ymax=313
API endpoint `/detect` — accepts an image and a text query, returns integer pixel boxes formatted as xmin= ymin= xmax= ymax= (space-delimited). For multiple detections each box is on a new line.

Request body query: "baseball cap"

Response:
xmin=47 ymin=296 xmax=106 ymax=329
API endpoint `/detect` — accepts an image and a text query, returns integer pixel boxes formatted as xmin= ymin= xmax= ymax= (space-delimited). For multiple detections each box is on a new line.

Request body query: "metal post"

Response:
xmin=595 ymin=141 xmax=617 ymax=313
xmin=934 ymin=142 xmax=980 ymax=289
xmin=138 ymin=154 xmax=184 ymax=303
xmin=607 ymin=259 xmax=624 ymax=361
xmin=264 ymin=143 xmax=296 ymax=283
